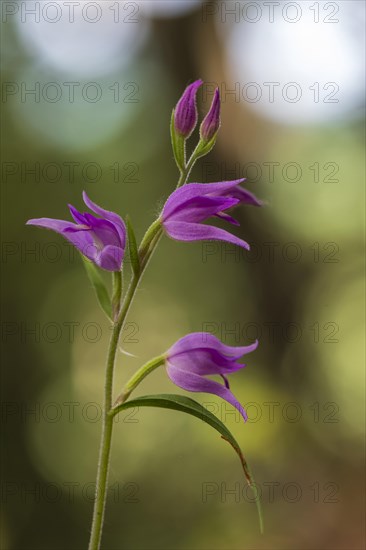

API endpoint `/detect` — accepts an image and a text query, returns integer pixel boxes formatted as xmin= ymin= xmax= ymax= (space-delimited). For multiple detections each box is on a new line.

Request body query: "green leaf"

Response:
xmin=126 ymin=216 xmax=140 ymax=276
xmin=81 ymin=255 xmax=112 ymax=320
xmin=170 ymin=110 xmax=185 ymax=172
xmin=111 ymin=393 xmax=263 ymax=533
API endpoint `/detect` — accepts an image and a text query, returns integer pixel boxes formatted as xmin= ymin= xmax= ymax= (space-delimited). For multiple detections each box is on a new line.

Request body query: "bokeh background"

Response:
xmin=1 ymin=1 xmax=365 ymax=549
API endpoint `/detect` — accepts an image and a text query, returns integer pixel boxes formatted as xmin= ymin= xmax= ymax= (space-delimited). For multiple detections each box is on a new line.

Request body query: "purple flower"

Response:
xmin=26 ymin=192 xmax=126 ymax=272
xmin=200 ymin=88 xmax=221 ymax=142
xmin=165 ymin=332 xmax=258 ymax=422
xmin=174 ymin=79 xmax=203 ymax=138
xmin=161 ymin=179 xmax=262 ymax=250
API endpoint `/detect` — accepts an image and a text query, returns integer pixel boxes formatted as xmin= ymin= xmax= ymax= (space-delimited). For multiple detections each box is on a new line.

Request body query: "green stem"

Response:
xmin=111 ymin=271 xmax=122 ymax=321
xmin=88 ymin=243 xmax=159 ymax=550
xmin=88 ymin=160 xmax=196 ymax=550
xmin=87 ymin=322 xmax=120 ymax=550
xmin=176 ymin=153 xmax=196 ymax=188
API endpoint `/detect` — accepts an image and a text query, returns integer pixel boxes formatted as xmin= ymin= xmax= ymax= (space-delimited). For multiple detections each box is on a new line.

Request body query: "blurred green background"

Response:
xmin=1 ymin=1 xmax=365 ymax=549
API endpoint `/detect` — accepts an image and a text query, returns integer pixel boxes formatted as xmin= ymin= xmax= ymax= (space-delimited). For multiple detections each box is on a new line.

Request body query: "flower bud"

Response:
xmin=174 ymin=79 xmax=203 ymax=139
xmin=200 ymin=88 xmax=221 ymax=142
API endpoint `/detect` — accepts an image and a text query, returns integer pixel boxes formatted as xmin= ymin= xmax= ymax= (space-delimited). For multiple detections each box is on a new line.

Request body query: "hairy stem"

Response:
xmin=88 ymin=323 xmax=119 ymax=550
xmin=111 ymin=271 xmax=122 ymax=321
xmin=177 ymin=153 xmax=196 ymax=188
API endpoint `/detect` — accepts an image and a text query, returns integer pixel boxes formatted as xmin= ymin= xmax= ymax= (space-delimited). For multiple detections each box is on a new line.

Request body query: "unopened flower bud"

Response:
xmin=200 ymin=88 xmax=221 ymax=142
xmin=174 ymin=79 xmax=203 ymax=139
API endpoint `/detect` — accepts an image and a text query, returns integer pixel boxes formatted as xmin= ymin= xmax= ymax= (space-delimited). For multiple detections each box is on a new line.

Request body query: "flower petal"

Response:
xmin=83 ymin=213 xmax=123 ymax=248
xmin=169 ymin=332 xmax=258 ymax=360
xmin=164 ymin=195 xmax=239 ymax=223
xmin=65 ymin=234 xmax=98 ymax=262
xmin=82 ymin=192 xmax=126 ymax=246
xmin=26 ymin=217 xmax=77 ymax=233
xmin=95 ymin=245 xmax=124 ymax=271
xmin=162 ymin=180 xmax=245 ymax=220
xmin=167 ymin=348 xmax=244 ymax=375
xmin=163 ymin=221 xmax=250 ymax=250
xmin=68 ymin=205 xmax=87 ymax=225
xmin=226 ymin=186 xmax=263 ymax=207
xmin=166 ymin=364 xmax=247 ymax=421
xmin=215 ymin=211 xmax=240 ymax=226
xmin=27 ymin=218 xmax=98 ymax=262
